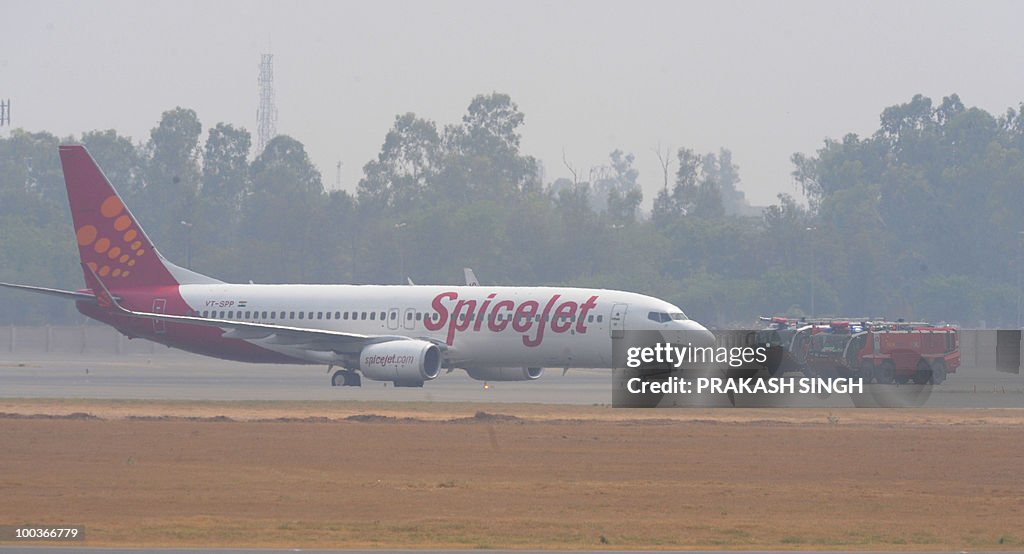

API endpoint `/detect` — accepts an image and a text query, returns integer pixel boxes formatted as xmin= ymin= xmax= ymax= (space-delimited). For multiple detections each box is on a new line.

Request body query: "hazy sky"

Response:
xmin=4 ymin=0 xmax=1024 ymax=207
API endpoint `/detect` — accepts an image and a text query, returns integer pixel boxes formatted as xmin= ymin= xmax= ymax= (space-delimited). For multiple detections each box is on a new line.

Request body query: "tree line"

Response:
xmin=1 ymin=92 xmax=1022 ymax=327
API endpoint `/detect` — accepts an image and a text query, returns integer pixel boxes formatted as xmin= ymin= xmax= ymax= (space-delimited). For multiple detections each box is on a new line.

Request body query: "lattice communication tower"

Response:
xmin=256 ymin=54 xmax=277 ymax=154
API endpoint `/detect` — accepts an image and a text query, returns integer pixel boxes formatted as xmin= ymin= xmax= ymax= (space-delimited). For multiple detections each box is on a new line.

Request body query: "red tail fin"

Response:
xmin=60 ymin=145 xmax=193 ymax=289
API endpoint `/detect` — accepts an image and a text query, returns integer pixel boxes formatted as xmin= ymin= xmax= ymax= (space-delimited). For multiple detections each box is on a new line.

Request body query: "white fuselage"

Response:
xmin=178 ymin=284 xmax=708 ymax=368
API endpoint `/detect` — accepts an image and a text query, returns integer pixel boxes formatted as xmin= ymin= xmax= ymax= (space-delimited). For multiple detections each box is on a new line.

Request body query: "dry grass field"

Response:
xmin=1 ymin=399 xmax=1022 ymax=550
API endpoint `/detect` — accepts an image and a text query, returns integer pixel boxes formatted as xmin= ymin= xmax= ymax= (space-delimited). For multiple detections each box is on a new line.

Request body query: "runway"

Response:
xmin=0 ymin=544 xmax=983 ymax=548
xmin=0 ymin=351 xmax=611 ymax=404
xmin=0 ymin=350 xmax=1021 ymax=406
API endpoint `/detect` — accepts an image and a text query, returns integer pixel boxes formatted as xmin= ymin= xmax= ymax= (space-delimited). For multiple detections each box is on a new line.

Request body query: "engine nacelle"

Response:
xmin=358 ymin=340 xmax=442 ymax=385
xmin=464 ymin=366 xmax=543 ymax=382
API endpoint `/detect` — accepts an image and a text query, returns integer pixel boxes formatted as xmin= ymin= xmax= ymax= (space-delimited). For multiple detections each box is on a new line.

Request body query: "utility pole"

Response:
xmin=394 ymin=222 xmax=407 ymax=284
xmin=0 ymin=99 xmax=10 ymax=127
xmin=181 ymin=221 xmax=193 ymax=270
xmin=807 ymin=226 xmax=817 ymax=318
xmin=1017 ymin=231 xmax=1023 ymax=328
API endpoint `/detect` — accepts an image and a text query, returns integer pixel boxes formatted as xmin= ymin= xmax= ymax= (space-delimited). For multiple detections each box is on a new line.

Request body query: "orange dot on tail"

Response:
xmin=77 ymin=225 xmax=98 ymax=246
xmin=120 ymin=254 xmax=130 ymax=263
xmin=130 ymin=241 xmax=141 ymax=250
xmin=99 ymin=266 xmax=110 ymax=277
xmin=100 ymin=196 xmax=124 ymax=218
xmin=112 ymin=268 xmax=122 ymax=277
xmin=94 ymin=238 xmax=110 ymax=254
xmin=107 ymin=247 xmax=121 ymax=260
xmin=114 ymin=215 xmax=132 ymax=231
xmin=136 ymin=249 xmax=146 ymax=256
xmin=128 ymin=260 xmax=136 ymax=267
xmin=123 ymin=229 xmax=137 ymax=242
xmin=121 ymin=271 xmax=131 ymax=278
xmin=87 ymin=262 xmax=98 ymax=272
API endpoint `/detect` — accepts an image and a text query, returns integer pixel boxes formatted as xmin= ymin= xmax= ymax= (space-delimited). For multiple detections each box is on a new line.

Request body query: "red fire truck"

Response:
xmin=845 ymin=324 xmax=959 ymax=384
xmin=758 ymin=317 xmax=960 ymax=384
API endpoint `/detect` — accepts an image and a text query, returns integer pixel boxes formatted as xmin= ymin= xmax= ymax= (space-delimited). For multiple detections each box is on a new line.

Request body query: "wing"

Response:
xmin=83 ymin=264 xmax=444 ymax=356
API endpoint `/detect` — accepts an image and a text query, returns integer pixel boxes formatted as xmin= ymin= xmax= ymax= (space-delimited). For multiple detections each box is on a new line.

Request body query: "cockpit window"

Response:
xmin=649 ymin=311 xmax=689 ymax=323
xmin=648 ymin=311 xmax=669 ymax=323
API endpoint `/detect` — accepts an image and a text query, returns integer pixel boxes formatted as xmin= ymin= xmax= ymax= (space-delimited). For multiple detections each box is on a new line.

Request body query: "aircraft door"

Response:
xmin=387 ymin=308 xmax=400 ymax=331
xmin=402 ymin=308 xmax=416 ymax=330
xmin=610 ymin=303 xmax=628 ymax=339
xmin=152 ymin=298 xmax=166 ymax=334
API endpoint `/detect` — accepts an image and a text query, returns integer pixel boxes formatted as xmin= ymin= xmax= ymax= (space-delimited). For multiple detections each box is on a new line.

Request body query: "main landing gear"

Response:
xmin=330 ymin=368 xmax=362 ymax=387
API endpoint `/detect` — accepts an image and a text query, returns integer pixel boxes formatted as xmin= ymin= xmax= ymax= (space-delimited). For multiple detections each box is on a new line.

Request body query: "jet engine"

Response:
xmin=463 ymin=366 xmax=543 ymax=381
xmin=359 ymin=340 xmax=442 ymax=386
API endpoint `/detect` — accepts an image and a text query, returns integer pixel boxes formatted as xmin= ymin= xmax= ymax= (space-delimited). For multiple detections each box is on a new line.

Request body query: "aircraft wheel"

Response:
xmin=331 ymin=369 xmax=361 ymax=387
xmin=331 ymin=370 xmax=347 ymax=387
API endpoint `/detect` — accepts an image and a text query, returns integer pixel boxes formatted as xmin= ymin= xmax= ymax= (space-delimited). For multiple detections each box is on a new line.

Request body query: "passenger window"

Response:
xmin=416 ymin=313 xmax=422 ymax=321
xmin=298 ymin=312 xmax=304 ymax=320
xmin=228 ymin=311 xmax=234 ymax=319
xmin=335 ymin=312 xmax=340 ymax=319
xmin=271 ymin=312 xmax=276 ymax=319
xmin=597 ymin=315 xmax=603 ymax=322
xmin=325 ymin=312 xmax=331 ymax=320
xmin=261 ymin=311 xmax=267 ymax=319
xmin=244 ymin=311 xmax=250 ymax=319
xmin=391 ymin=312 xmax=397 ymax=320
xmin=289 ymin=311 xmax=295 ymax=319
xmin=380 ymin=311 xmax=385 ymax=320
xmin=202 ymin=310 xmax=208 ymax=318
xmin=370 ymin=312 xmax=376 ymax=320
xmin=308 ymin=312 xmax=313 ymax=320
xmin=317 ymin=312 xmax=323 ymax=320
xmin=406 ymin=312 xmax=413 ymax=320
xmin=361 ymin=312 xmax=367 ymax=320
xmin=343 ymin=312 xmax=349 ymax=320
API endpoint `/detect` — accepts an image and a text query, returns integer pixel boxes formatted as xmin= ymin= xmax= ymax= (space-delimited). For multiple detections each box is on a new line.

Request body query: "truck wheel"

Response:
xmin=930 ymin=359 xmax=946 ymax=385
xmin=860 ymin=359 xmax=875 ymax=383
xmin=876 ymin=361 xmax=895 ymax=384
xmin=912 ymin=359 xmax=932 ymax=384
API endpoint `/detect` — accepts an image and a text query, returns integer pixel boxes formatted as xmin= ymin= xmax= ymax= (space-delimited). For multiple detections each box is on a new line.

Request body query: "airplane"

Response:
xmin=1 ymin=145 xmax=713 ymax=388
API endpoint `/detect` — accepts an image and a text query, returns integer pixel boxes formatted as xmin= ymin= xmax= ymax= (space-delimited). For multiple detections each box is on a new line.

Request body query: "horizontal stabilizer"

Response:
xmin=0 ymin=282 xmax=97 ymax=302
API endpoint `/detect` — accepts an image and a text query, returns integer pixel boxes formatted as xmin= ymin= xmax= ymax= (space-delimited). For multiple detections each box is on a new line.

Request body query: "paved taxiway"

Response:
xmin=0 ymin=349 xmax=1020 ymax=406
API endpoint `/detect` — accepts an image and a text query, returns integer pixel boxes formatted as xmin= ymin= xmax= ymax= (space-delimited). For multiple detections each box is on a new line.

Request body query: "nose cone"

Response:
xmin=662 ymin=319 xmax=716 ymax=348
